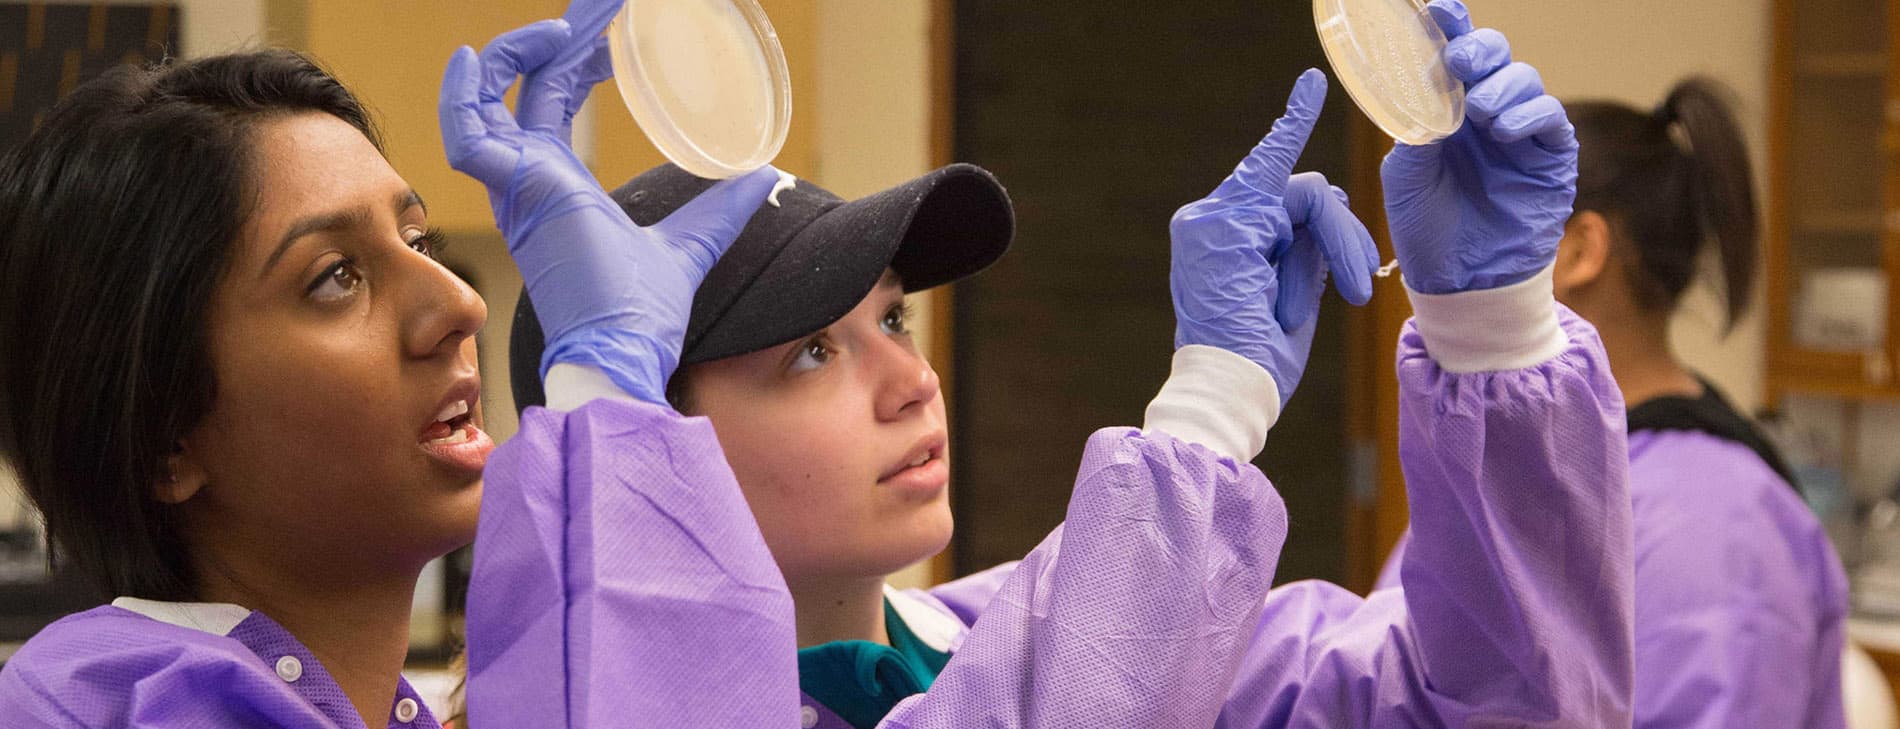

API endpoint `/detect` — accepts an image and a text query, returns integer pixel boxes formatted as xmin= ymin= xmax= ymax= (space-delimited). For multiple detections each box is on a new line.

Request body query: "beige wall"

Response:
xmin=176 ymin=0 xmax=266 ymax=55
xmin=814 ymin=1 xmax=936 ymax=197
xmin=1468 ymin=0 xmax=1774 ymax=411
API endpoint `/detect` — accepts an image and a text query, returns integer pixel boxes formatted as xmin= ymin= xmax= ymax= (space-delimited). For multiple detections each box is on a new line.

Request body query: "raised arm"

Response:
xmin=439 ymin=11 xmax=802 ymax=727
xmin=1220 ymin=2 xmax=1635 ymax=726
xmin=884 ymin=70 xmax=1381 ymax=728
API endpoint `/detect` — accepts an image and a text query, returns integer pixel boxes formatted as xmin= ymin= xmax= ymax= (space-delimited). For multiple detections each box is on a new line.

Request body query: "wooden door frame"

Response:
xmin=1343 ymin=111 xmax=1411 ymax=593
xmin=925 ymin=0 xmax=958 ymax=584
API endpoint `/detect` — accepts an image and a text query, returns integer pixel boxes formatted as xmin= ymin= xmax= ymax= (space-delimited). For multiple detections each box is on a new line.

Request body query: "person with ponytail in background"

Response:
xmin=1378 ymin=77 xmax=1850 ymax=728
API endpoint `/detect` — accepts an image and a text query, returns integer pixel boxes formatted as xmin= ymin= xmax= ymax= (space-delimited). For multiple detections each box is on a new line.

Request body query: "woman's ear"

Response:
xmin=1554 ymin=210 xmax=1613 ymax=299
xmin=155 ymin=442 xmax=208 ymax=504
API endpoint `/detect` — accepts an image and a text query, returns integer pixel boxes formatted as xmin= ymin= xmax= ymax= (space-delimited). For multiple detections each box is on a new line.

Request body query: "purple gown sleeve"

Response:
xmin=464 ymin=398 xmax=800 ymax=728
xmin=881 ymin=427 xmax=1290 ymax=728
xmin=1217 ymin=303 xmax=1635 ymax=728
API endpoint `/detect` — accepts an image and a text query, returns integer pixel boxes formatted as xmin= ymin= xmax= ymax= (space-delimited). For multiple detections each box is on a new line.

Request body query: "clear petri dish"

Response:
xmin=1313 ymin=0 xmax=1465 ymax=145
xmin=606 ymin=0 xmax=791 ymax=178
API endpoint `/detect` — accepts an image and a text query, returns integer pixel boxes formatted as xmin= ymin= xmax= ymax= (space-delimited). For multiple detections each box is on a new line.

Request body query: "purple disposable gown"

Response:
xmin=871 ymin=307 xmax=1635 ymax=729
xmin=1378 ymin=427 xmax=1850 ymax=728
xmin=466 ymin=387 xmax=1291 ymax=727
xmin=0 ymin=602 xmax=441 ymax=728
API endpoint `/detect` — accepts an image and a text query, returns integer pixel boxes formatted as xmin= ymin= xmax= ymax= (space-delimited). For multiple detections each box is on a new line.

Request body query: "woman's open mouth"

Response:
xmin=879 ymin=434 xmax=949 ymax=496
xmin=419 ymin=393 xmax=493 ymax=473
xmin=422 ymin=399 xmax=477 ymax=444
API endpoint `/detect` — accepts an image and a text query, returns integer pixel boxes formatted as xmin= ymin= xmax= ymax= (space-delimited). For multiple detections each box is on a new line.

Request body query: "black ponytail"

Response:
xmin=1571 ymin=77 xmax=1759 ymax=331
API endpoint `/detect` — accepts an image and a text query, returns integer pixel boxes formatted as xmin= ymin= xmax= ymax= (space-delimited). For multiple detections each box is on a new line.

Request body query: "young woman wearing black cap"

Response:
xmin=508 ymin=2 xmax=1638 ymax=726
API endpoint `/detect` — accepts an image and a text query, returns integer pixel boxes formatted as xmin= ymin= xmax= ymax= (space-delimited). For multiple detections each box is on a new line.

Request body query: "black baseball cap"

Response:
xmin=509 ymin=163 xmax=1014 ymax=412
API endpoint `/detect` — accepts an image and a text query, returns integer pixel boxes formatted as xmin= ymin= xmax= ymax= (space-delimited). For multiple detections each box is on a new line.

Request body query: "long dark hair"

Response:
xmin=0 ymin=50 xmax=380 ymax=601
xmin=1570 ymin=77 xmax=1758 ymax=331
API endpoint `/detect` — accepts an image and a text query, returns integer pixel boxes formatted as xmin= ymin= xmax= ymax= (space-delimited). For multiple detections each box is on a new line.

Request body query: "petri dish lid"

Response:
xmin=606 ymin=0 xmax=791 ymax=179
xmin=1313 ymin=0 xmax=1465 ymax=145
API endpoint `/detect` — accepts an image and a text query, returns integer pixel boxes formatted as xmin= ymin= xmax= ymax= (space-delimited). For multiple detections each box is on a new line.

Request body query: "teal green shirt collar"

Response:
xmin=797 ymin=589 xmax=956 ymax=729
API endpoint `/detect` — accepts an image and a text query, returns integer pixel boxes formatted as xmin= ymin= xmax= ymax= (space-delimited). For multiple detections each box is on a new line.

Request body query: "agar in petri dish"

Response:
xmin=607 ymin=0 xmax=791 ymax=178
xmin=1313 ymin=0 xmax=1465 ymax=145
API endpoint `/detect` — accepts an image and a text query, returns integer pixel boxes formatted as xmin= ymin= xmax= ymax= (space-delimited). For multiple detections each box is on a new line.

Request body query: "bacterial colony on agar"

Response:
xmin=608 ymin=0 xmax=791 ymax=179
xmin=1313 ymin=0 xmax=1465 ymax=145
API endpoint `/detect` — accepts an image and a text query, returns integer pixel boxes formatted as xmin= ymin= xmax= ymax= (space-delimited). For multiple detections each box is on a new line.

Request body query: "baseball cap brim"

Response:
xmin=685 ymin=163 xmax=1012 ymax=363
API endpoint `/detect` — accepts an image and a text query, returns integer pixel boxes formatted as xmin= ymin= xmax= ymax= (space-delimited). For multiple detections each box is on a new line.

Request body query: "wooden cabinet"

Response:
xmin=1766 ymin=0 xmax=1900 ymax=404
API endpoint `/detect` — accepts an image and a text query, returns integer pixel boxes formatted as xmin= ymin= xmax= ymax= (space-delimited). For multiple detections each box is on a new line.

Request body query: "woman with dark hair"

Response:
xmin=1379 ymin=78 xmax=1850 ymax=728
xmin=0 ymin=33 xmax=797 ymax=729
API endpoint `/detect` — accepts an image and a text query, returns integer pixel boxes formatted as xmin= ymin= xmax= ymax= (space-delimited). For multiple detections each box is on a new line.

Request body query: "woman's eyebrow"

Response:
xmin=259 ymin=189 xmax=426 ymax=279
xmin=260 ymin=206 xmax=370 ymax=278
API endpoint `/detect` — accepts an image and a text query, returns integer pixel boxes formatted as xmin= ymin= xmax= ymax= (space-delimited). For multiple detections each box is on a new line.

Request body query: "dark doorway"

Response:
xmin=949 ymin=2 xmax=1358 ymax=585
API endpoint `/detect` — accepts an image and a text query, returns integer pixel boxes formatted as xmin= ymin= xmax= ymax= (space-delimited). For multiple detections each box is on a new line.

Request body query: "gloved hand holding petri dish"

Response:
xmin=567 ymin=0 xmax=791 ymax=179
xmin=1313 ymin=0 xmax=1465 ymax=145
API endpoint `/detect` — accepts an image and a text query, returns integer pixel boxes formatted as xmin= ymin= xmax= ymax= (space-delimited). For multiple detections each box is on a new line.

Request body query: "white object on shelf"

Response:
xmin=1796 ymin=268 xmax=1887 ymax=352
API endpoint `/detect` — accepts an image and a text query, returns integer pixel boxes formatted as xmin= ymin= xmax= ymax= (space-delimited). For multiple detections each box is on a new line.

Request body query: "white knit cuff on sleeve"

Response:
xmin=542 ymin=363 xmax=640 ymax=412
xmin=1142 ymin=344 xmax=1281 ymax=463
xmin=1404 ymin=264 xmax=1569 ymax=374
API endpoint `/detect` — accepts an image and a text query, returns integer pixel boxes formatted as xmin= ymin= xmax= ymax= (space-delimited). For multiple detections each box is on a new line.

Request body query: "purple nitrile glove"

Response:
xmin=439 ymin=17 xmax=779 ymax=405
xmin=1170 ymin=69 xmax=1380 ymax=407
xmin=1381 ymin=0 xmax=1579 ymax=295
